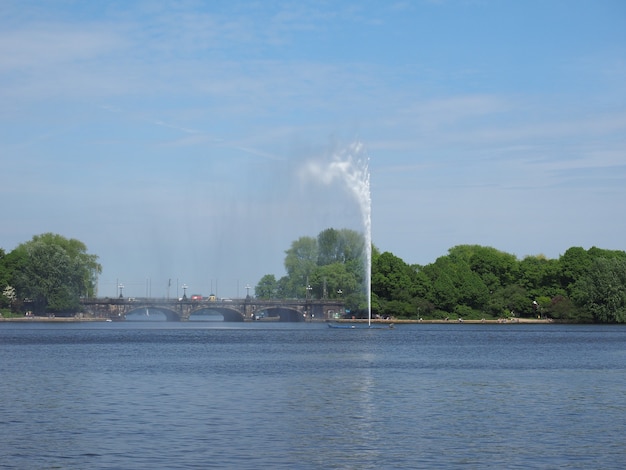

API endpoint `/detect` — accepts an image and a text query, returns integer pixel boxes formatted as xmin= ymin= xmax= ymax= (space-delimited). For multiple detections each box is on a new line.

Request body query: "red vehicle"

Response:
xmin=191 ymin=295 xmax=203 ymax=301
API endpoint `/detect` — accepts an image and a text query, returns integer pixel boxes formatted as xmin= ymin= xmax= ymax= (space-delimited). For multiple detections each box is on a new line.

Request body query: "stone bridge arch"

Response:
xmin=125 ymin=305 xmax=245 ymax=322
xmin=126 ymin=305 xmax=182 ymax=321
xmin=188 ymin=306 xmax=244 ymax=322
xmin=255 ymin=306 xmax=305 ymax=322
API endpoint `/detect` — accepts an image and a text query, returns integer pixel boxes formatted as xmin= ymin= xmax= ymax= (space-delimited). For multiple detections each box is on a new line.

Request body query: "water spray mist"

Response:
xmin=304 ymin=142 xmax=372 ymax=323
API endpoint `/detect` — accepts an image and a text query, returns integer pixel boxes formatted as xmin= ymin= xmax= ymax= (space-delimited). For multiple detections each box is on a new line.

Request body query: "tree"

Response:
xmin=10 ymin=233 xmax=102 ymax=314
xmin=559 ymin=247 xmax=592 ymax=291
xmin=421 ymin=252 xmax=490 ymax=316
xmin=276 ymin=228 xmax=368 ymax=307
xmin=308 ymin=263 xmax=356 ymax=299
xmin=548 ymin=295 xmax=589 ymax=323
xmin=1 ymin=247 xmax=25 ymax=312
xmin=499 ymin=284 xmax=531 ymax=317
xmin=370 ymin=251 xmax=420 ymax=318
xmin=0 ymin=248 xmax=10 ymax=310
xmin=422 ymin=256 xmax=460 ymax=313
xmin=372 ymin=251 xmax=415 ymax=301
xmin=29 ymin=233 xmax=101 ymax=298
xmin=463 ymin=245 xmax=519 ymax=290
xmin=317 ymin=228 xmax=340 ymax=266
xmin=571 ymin=257 xmax=626 ymax=323
xmin=256 ymin=230 xmax=626 ymax=322
xmin=255 ymin=274 xmax=278 ymax=299
xmin=283 ymin=236 xmax=318 ymax=297
xmin=317 ymin=228 xmax=365 ymax=266
xmin=518 ymin=255 xmax=563 ymax=300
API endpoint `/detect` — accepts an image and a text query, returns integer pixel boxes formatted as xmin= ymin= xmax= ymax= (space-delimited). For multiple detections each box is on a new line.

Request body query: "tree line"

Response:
xmin=0 ymin=233 xmax=101 ymax=316
xmin=2 ymin=230 xmax=625 ymax=323
xmin=256 ymin=228 xmax=626 ymax=323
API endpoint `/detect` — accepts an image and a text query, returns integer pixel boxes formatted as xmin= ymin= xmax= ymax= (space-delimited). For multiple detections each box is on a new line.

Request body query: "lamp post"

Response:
xmin=304 ymin=284 xmax=313 ymax=321
xmin=334 ymin=289 xmax=343 ymax=320
xmin=182 ymin=284 xmax=188 ymax=300
xmin=118 ymin=283 xmax=124 ymax=299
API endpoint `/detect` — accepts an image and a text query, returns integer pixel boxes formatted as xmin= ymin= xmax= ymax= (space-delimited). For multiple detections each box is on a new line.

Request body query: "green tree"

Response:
xmin=422 ymin=251 xmax=490 ymax=316
xmin=31 ymin=233 xmax=101 ymax=297
xmin=11 ymin=233 xmax=101 ymax=314
xmin=255 ymin=274 xmax=278 ymax=299
xmin=518 ymin=255 xmax=563 ymax=301
xmin=256 ymin=230 xmax=626 ymax=323
xmin=276 ymin=228 xmax=368 ymax=308
xmin=317 ymin=228 xmax=340 ymax=266
xmin=455 ymin=265 xmax=489 ymax=312
xmin=559 ymin=247 xmax=592 ymax=292
xmin=571 ymin=257 xmax=626 ymax=323
xmin=463 ymin=245 xmax=519 ymax=290
xmin=423 ymin=256 xmax=460 ymax=313
xmin=371 ymin=251 xmax=420 ymax=318
xmin=0 ymin=247 xmax=27 ymax=312
xmin=276 ymin=275 xmax=292 ymax=299
xmin=317 ymin=228 xmax=365 ymax=266
xmin=372 ymin=252 xmax=414 ymax=300
xmin=309 ymin=262 xmax=358 ymax=300
xmin=587 ymin=246 xmax=626 ymax=261
xmin=283 ymin=236 xmax=318 ymax=298
xmin=499 ymin=284 xmax=531 ymax=317
xmin=0 ymin=248 xmax=9 ymax=310
xmin=548 ymin=295 xmax=589 ymax=322
xmin=317 ymin=228 xmax=367 ymax=301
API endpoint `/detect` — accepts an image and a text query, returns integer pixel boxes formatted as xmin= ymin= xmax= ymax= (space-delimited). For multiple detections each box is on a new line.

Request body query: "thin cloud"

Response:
xmin=229 ymin=145 xmax=285 ymax=161
xmin=153 ymin=120 xmax=201 ymax=135
xmin=0 ymin=25 xmax=125 ymax=71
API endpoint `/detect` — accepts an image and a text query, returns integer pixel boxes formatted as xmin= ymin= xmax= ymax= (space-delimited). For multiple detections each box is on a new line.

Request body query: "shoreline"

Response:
xmin=0 ymin=316 xmax=553 ymax=324
xmin=332 ymin=318 xmax=553 ymax=324
xmin=0 ymin=316 xmax=108 ymax=322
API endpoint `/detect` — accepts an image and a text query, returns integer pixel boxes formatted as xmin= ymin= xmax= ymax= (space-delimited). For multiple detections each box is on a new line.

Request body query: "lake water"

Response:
xmin=0 ymin=322 xmax=624 ymax=469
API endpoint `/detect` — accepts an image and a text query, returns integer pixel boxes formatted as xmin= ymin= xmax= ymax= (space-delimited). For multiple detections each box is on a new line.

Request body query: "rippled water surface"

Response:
xmin=1 ymin=322 xmax=624 ymax=469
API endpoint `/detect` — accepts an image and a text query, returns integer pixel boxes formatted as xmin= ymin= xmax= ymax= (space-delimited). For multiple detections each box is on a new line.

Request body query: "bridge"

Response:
xmin=80 ymin=297 xmax=346 ymax=322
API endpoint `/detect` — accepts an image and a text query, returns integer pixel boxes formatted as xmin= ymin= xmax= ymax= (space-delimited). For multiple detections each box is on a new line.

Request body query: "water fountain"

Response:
xmin=304 ymin=142 xmax=372 ymax=323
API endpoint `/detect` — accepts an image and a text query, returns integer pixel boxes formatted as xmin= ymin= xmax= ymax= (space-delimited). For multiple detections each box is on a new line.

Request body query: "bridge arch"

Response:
xmin=189 ymin=307 xmax=244 ymax=322
xmin=126 ymin=306 xmax=182 ymax=321
xmin=255 ymin=307 xmax=305 ymax=322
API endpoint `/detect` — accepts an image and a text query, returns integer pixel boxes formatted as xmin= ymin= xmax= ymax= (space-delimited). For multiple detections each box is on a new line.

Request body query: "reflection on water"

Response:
xmin=125 ymin=308 xmax=225 ymax=321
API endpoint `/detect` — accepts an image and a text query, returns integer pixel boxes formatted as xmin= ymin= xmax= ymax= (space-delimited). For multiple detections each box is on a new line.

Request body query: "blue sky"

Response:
xmin=2 ymin=1 xmax=625 ymax=298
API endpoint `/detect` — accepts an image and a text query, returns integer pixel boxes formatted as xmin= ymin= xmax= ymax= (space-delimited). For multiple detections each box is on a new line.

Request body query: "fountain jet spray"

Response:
xmin=303 ymin=142 xmax=372 ymax=323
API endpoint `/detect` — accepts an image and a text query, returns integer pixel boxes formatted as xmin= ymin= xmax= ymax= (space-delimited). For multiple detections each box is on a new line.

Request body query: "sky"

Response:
xmin=1 ymin=0 xmax=625 ymax=299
